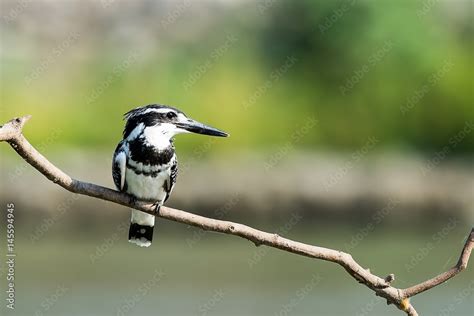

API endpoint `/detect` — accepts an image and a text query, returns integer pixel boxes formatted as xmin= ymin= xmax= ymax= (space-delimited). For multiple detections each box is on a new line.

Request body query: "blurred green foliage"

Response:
xmin=1 ymin=0 xmax=473 ymax=153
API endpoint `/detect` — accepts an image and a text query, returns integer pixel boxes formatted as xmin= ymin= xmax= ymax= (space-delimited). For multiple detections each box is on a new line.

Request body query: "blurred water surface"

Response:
xmin=1 ymin=227 xmax=473 ymax=316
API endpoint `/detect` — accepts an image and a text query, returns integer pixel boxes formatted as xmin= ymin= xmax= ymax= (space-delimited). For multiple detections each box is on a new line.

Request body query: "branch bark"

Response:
xmin=1 ymin=115 xmax=473 ymax=316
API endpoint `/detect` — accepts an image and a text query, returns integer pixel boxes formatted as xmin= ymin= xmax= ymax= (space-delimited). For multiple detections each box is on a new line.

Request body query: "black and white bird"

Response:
xmin=112 ymin=104 xmax=228 ymax=247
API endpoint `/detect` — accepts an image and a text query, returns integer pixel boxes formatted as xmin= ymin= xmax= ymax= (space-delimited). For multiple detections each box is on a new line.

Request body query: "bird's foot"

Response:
xmin=152 ymin=202 xmax=161 ymax=215
xmin=128 ymin=195 xmax=137 ymax=205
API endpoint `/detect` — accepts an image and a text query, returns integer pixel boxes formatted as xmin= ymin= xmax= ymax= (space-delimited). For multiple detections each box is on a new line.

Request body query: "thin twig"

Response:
xmin=1 ymin=115 xmax=473 ymax=315
xmin=402 ymin=229 xmax=473 ymax=298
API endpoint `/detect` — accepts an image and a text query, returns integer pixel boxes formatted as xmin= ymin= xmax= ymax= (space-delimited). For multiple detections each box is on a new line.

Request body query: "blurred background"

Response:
xmin=0 ymin=0 xmax=473 ymax=315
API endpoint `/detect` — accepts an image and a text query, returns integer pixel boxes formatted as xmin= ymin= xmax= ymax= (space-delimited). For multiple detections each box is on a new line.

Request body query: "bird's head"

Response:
xmin=123 ymin=104 xmax=229 ymax=142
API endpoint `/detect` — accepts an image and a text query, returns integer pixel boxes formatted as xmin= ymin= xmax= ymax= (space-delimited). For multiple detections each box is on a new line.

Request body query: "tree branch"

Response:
xmin=1 ymin=115 xmax=472 ymax=315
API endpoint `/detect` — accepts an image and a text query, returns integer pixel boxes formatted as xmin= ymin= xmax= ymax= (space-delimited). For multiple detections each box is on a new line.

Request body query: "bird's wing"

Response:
xmin=163 ymin=157 xmax=178 ymax=202
xmin=112 ymin=140 xmax=128 ymax=191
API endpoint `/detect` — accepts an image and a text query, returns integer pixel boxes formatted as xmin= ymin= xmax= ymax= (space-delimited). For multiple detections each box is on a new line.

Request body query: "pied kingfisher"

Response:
xmin=112 ymin=104 xmax=228 ymax=247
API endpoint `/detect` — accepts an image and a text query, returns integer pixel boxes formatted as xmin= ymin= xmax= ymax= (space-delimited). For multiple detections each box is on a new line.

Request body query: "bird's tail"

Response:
xmin=129 ymin=210 xmax=155 ymax=247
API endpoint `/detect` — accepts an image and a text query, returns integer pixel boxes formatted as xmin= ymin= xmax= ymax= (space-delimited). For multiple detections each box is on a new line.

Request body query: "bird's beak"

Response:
xmin=176 ymin=119 xmax=229 ymax=137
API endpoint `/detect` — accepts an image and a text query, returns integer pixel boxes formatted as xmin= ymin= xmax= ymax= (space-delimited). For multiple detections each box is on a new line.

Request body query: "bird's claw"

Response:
xmin=128 ymin=195 xmax=137 ymax=205
xmin=153 ymin=202 xmax=161 ymax=215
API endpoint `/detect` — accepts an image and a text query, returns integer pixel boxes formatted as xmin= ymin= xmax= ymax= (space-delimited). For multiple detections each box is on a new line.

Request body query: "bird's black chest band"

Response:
xmin=128 ymin=139 xmax=175 ymax=165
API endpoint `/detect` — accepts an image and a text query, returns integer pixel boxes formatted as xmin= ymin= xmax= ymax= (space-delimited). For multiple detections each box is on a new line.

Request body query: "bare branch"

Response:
xmin=1 ymin=115 xmax=472 ymax=315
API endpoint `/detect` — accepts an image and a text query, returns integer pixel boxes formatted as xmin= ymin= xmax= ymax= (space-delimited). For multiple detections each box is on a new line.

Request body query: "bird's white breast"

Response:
xmin=125 ymin=159 xmax=172 ymax=202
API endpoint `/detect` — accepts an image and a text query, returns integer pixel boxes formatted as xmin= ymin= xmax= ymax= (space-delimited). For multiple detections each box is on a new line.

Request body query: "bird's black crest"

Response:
xmin=122 ymin=104 xmax=184 ymax=138
xmin=124 ymin=104 xmax=183 ymax=120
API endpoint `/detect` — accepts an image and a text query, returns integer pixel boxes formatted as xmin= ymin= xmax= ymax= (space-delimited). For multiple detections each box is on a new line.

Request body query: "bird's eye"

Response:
xmin=166 ymin=112 xmax=177 ymax=119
